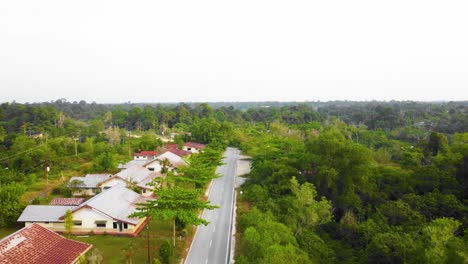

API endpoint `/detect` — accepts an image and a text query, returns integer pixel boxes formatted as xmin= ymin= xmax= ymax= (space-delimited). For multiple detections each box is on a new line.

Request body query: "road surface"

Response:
xmin=185 ymin=147 xmax=239 ymax=264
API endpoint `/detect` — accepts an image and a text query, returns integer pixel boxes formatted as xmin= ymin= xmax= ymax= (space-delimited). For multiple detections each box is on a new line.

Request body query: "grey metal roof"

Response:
xmin=155 ymin=152 xmax=188 ymax=167
xmin=136 ymin=172 xmax=162 ymax=189
xmin=116 ymin=166 xmax=153 ymax=183
xmin=78 ymin=186 xmax=144 ymax=225
xmin=68 ymin=174 xmax=112 ymax=188
xmin=118 ymin=160 xmax=148 ymax=169
xmin=17 ymin=206 xmax=76 ymax=222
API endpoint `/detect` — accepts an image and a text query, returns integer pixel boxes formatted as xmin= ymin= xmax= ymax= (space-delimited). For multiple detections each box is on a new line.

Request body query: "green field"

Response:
xmin=73 ymin=219 xmax=193 ymax=264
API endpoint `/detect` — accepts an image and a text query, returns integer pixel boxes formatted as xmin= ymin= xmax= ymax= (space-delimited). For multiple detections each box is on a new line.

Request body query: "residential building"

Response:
xmin=0 ymin=224 xmax=92 ymax=264
xmin=17 ymin=187 xmax=150 ymax=236
xmin=182 ymin=142 xmax=206 ymax=153
xmin=68 ymin=174 xmax=112 ymax=196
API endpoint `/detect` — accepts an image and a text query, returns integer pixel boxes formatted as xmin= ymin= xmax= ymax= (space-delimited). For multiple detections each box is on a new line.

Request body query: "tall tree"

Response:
xmin=131 ymin=186 xmax=217 ymax=246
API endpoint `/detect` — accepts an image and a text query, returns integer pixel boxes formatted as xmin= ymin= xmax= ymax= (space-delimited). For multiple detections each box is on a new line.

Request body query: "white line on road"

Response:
xmin=205 ymin=259 xmax=208 ymax=264
xmin=213 ymin=227 xmax=216 ymax=233
xmin=210 ymin=240 xmax=213 ymax=247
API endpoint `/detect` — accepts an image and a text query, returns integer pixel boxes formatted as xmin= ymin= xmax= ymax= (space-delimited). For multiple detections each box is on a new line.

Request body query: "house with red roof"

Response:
xmin=133 ymin=150 xmax=158 ymax=161
xmin=182 ymin=142 xmax=206 ymax=153
xmin=0 ymin=224 xmax=92 ymax=264
xmin=50 ymin=198 xmax=84 ymax=206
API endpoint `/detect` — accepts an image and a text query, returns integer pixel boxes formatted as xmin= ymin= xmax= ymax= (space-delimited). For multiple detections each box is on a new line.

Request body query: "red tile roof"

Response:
xmin=0 ymin=224 xmax=92 ymax=264
xmin=49 ymin=198 xmax=84 ymax=206
xmin=165 ymin=143 xmax=178 ymax=149
xmin=167 ymin=148 xmax=191 ymax=157
xmin=134 ymin=151 xmax=158 ymax=156
xmin=184 ymin=142 xmax=206 ymax=149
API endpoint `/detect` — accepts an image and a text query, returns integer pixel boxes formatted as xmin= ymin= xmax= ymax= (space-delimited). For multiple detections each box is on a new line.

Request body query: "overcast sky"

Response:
xmin=1 ymin=0 xmax=467 ymax=103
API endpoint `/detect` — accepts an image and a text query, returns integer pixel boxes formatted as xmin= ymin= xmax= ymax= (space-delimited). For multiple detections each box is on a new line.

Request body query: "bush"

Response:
xmin=159 ymin=240 xmax=174 ymax=264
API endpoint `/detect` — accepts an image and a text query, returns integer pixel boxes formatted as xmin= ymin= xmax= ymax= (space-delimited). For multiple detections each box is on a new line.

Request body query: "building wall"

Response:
xmin=100 ymin=178 xmax=126 ymax=189
xmin=73 ymin=207 xmax=114 ymax=229
xmin=144 ymin=161 xmax=162 ymax=172
xmin=182 ymin=146 xmax=199 ymax=153
xmin=23 ymin=212 xmax=147 ymax=235
xmin=72 ymin=188 xmax=98 ymax=197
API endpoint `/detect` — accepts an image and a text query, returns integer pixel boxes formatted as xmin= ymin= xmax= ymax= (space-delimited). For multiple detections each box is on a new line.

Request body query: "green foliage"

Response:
xmin=64 ymin=209 xmax=74 ymax=235
xmin=159 ymin=240 xmax=174 ymax=264
xmin=237 ymin=208 xmax=311 ymax=263
xmin=0 ymin=183 xmax=26 ymax=227
xmin=289 ymin=177 xmax=332 ymax=236
xmin=131 ymin=186 xmax=217 ymax=226
xmin=93 ymin=152 xmax=115 ymax=172
xmin=422 ymin=218 xmax=466 ymax=264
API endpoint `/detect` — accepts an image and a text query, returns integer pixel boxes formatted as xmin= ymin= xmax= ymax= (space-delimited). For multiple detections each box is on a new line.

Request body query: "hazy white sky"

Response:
xmin=1 ymin=0 xmax=467 ymax=103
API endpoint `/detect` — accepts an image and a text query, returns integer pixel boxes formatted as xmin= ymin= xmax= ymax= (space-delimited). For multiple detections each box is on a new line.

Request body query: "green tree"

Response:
xmin=64 ymin=209 xmax=73 ymax=236
xmin=289 ymin=177 xmax=332 ymax=236
xmin=131 ymin=186 xmax=217 ymax=246
xmin=0 ymin=183 xmax=26 ymax=227
xmin=159 ymin=240 xmax=174 ymax=264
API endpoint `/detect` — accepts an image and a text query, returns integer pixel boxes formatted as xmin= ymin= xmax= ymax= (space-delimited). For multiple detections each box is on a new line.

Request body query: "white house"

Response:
xmin=154 ymin=151 xmax=188 ymax=170
xmin=99 ymin=166 xmax=162 ymax=196
xmin=182 ymin=142 xmax=206 ymax=153
xmin=17 ymin=187 xmax=151 ymax=236
xmin=68 ymin=174 xmax=112 ymax=196
xmin=133 ymin=151 xmax=158 ymax=161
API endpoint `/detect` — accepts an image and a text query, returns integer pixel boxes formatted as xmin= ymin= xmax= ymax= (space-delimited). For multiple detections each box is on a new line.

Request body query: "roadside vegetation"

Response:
xmin=0 ymin=100 xmax=467 ymax=263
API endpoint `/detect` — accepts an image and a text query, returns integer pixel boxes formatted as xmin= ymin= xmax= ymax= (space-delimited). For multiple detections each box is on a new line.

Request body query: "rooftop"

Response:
xmin=49 ymin=198 xmax=84 ymax=206
xmin=118 ymin=159 xmax=149 ymax=169
xmin=184 ymin=142 xmax=206 ymax=149
xmin=68 ymin=174 xmax=112 ymax=188
xmin=17 ymin=206 xmax=76 ymax=223
xmin=0 ymin=224 xmax=91 ymax=264
xmin=116 ymin=166 xmax=153 ymax=183
xmin=134 ymin=151 xmax=158 ymax=156
xmin=155 ymin=151 xmax=188 ymax=168
xmin=71 ymin=186 xmax=147 ymax=225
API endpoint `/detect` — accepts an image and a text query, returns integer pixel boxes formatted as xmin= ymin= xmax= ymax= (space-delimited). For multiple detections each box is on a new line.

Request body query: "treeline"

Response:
xmin=2 ymin=100 xmax=466 ymax=136
xmin=236 ymin=121 xmax=467 ymax=263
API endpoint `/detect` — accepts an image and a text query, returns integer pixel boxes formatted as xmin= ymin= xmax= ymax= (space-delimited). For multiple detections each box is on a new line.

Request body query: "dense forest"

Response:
xmin=0 ymin=100 xmax=467 ymax=263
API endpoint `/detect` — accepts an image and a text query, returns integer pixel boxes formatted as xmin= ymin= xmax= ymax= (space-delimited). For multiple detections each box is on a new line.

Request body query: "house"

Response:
xmin=50 ymin=198 xmax=84 ymax=206
xmin=182 ymin=142 xmax=206 ymax=153
xmin=0 ymin=224 xmax=92 ymax=264
xmin=68 ymin=174 xmax=113 ymax=196
xmin=17 ymin=187 xmax=151 ymax=236
xmin=133 ymin=151 xmax=158 ymax=161
xmin=146 ymin=151 xmax=188 ymax=171
xmin=99 ymin=166 xmax=161 ymax=196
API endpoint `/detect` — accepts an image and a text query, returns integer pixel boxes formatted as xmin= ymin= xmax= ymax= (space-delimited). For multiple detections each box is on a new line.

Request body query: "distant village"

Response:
xmin=0 ymin=142 xmax=206 ymax=263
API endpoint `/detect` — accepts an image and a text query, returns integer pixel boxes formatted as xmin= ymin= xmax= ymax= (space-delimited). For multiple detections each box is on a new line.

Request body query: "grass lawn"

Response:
xmin=73 ymin=218 xmax=194 ymax=264
xmin=0 ymin=227 xmax=19 ymax=239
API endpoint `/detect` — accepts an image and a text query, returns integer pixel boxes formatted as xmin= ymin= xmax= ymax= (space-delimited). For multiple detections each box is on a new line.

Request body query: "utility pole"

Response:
xmin=45 ymin=158 xmax=50 ymax=184
xmin=128 ymin=132 xmax=132 ymax=159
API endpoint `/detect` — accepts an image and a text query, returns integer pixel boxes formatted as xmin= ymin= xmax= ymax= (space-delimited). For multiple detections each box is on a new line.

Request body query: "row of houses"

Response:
xmin=14 ymin=142 xmax=206 ymax=238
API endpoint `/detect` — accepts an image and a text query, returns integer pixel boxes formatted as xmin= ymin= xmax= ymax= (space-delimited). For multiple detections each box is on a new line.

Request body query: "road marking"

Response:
xmin=210 ymin=240 xmax=213 ymax=247
xmin=205 ymin=259 xmax=208 ymax=264
xmin=213 ymin=226 xmax=216 ymax=233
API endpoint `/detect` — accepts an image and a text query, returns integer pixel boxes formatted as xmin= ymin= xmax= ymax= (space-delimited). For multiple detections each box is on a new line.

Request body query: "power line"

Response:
xmin=0 ymin=143 xmax=47 ymax=163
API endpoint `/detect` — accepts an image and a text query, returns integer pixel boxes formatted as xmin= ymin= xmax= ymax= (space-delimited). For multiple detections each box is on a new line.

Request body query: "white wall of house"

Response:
xmin=72 ymin=188 xmax=99 ymax=197
xmin=182 ymin=146 xmax=199 ymax=153
xmin=25 ymin=222 xmax=64 ymax=229
xmin=100 ymin=178 xmax=126 ymax=190
xmin=23 ymin=215 xmax=145 ymax=234
xmin=140 ymin=188 xmax=154 ymax=197
xmin=134 ymin=155 xmax=148 ymax=161
xmin=73 ymin=207 xmax=114 ymax=229
xmin=144 ymin=161 xmax=162 ymax=172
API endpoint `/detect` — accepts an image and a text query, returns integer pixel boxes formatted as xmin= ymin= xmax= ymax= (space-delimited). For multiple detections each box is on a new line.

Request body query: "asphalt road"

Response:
xmin=185 ymin=147 xmax=239 ymax=264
